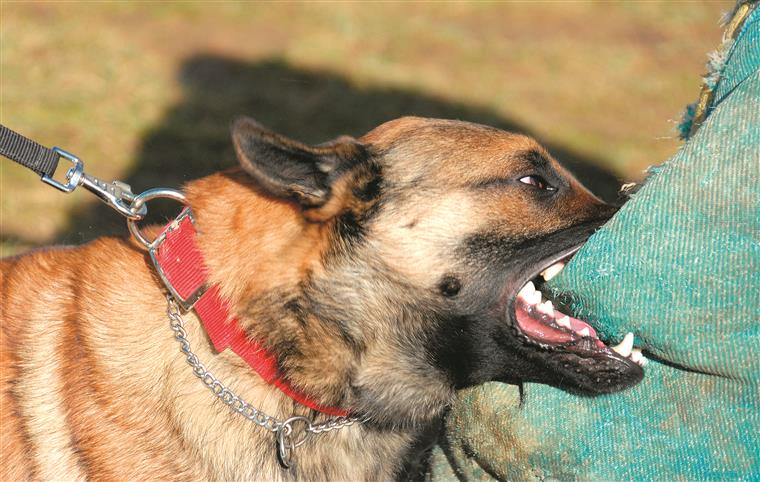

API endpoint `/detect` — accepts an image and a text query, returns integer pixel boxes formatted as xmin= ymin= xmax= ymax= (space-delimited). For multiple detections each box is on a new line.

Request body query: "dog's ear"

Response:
xmin=231 ymin=116 xmax=368 ymax=211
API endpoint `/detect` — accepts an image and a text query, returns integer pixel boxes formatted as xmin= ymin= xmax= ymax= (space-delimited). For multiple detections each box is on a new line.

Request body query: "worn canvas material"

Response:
xmin=430 ymin=6 xmax=759 ymax=480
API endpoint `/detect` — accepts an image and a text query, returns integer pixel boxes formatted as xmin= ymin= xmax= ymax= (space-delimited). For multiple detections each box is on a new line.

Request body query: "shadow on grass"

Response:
xmin=55 ymin=55 xmax=622 ymax=244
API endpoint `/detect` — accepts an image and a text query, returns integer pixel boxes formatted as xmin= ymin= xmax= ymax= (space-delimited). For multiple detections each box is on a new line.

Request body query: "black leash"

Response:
xmin=0 ymin=124 xmax=146 ymax=219
xmin=0 ymin=124 xmax=63 ymax=181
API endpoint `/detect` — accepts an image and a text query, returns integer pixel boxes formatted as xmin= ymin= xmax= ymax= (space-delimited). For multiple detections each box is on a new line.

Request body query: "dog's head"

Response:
xmin=225 ymin=116 xmax=642 ymax=427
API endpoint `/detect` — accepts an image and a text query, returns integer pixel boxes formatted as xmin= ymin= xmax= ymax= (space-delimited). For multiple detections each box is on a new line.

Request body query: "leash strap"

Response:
xmin=0 ymin=124 xmax=148 ymax=218
xmin=0 ymin=124 xmax=60 ymax=177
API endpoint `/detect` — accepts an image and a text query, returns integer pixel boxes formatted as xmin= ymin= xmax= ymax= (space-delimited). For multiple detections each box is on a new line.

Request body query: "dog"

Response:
xmin=1 ymin=116 xmax=643 ymax=481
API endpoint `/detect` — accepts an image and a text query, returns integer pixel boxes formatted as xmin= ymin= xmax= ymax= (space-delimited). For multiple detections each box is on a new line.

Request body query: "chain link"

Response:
xmin=165 ymin=295 xmax=364 ymax=442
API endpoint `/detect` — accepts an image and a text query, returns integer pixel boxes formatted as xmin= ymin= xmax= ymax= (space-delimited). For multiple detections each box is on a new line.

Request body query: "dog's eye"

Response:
xmin=518 ymin=175 xmax=555 ymax=191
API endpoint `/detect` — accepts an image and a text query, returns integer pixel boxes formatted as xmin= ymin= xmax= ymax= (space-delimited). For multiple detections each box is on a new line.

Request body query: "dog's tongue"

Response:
xmin=515 ymin=296 xmax=605 ymax=348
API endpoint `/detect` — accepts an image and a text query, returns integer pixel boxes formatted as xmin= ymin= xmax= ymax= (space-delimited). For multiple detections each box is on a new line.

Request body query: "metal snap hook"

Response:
xmin=40 ymin=148 xmax=147 ymax=220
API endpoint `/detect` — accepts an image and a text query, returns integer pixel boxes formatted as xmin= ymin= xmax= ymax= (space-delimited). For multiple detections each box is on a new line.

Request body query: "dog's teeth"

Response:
xmin=578 ymin=327 xmax=590 ymax=337
xmin=537 ymin=300 xmax=554 ymax=317
xmin=630 ymin=348 xmax=642 ymax=363
xmin=527 ymin=290 xmax=542 ymax=305
xmin=556 ymin=315 xmax=571 ymax=329
xmin=630 ymin=348 xmax=648 ymax=367
xmin=541 ymin=262 xmax=565 ymax=281
xmin=518 ymin=281 xmax=536 ymax=298
xmin=612 ymin=332 xmax=634 ymax=358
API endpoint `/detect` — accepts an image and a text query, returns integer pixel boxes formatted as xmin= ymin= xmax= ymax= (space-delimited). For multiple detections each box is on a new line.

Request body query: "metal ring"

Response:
xmin=126 ymin=188 xmax=187 ymax=249
xmin=280 ymin=416 xmax=312 ymax=449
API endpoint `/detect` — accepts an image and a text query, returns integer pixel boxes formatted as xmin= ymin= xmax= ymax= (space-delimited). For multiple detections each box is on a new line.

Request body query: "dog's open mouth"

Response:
xmin=513 ymin=256 xmax=647 ymax=368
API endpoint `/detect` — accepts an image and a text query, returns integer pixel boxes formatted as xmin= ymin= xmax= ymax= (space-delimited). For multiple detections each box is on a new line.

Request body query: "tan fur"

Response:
xmin=1 ymin=117 xmax=612 ymax=480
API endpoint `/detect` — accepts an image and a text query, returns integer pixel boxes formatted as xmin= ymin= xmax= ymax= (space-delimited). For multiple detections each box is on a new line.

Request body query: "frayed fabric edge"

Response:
xmin=678 ymin=0 xmax=757 ymax=140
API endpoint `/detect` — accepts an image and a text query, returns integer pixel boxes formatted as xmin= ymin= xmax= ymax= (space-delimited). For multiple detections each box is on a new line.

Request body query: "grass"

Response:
xmin=0 ymin=2 xmax=726 ymax=256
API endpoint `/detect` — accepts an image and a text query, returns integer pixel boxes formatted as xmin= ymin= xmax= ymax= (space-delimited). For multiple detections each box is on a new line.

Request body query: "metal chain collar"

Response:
xmin=166 ymin=295 xmax=364 ymax=468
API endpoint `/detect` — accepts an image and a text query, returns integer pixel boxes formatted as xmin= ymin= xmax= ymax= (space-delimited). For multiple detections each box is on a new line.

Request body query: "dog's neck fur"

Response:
xmin=184 ymin=169 xmax=349 ymax=405
xmin=184 ymin=167 xmax=454 ymax=428
xmin=175 ymin=168 xmax=442 ymax=478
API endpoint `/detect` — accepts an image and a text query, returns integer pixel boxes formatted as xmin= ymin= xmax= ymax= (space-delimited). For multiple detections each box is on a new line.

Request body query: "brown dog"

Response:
xmin=0 ymin=117 xmax=642 ymax=481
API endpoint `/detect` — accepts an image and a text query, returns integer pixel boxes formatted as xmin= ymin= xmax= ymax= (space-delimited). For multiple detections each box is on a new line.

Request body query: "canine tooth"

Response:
xmin=612 ymin=332 xmax=634 ymax=358
xmin=541 ymin=262 xmax=565 ymax=281
xmin=519 ymin=281 xmax=536 ymax=298
xmin=557 ymin=315 xmax=571 ymax=329
xmin=578 ymin=327 xmax=590 ymax=337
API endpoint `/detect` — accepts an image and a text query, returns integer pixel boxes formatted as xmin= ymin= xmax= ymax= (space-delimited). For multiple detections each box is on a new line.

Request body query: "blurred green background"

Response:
xmin=0 ymin=2 xmax=726 ymax=256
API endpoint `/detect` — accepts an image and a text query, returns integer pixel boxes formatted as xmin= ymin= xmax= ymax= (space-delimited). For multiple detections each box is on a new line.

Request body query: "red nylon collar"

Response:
xmin=150 ymin=208 xmax=349 ymax=417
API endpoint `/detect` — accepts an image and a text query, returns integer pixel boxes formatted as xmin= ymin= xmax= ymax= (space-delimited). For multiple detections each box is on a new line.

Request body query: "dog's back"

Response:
xmin=0 ymin=241 xmax=202 ymax=481
xmin=2 ymin=247 xmax=81 ymax=480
